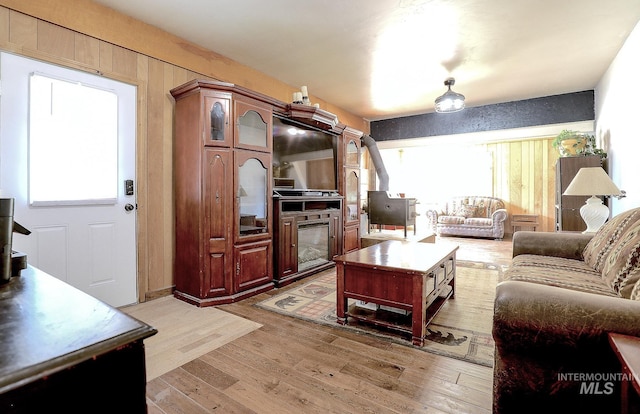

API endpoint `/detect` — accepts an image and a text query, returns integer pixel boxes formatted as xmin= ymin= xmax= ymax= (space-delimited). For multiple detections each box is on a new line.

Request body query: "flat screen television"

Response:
xmin=272 ymin=115 xmax=338 ymax=193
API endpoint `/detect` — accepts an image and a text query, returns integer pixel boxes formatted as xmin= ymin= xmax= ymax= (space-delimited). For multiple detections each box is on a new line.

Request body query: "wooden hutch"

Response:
xmin=170 ymin=80 xmax=362 ymax=306
xmin=555 ymin=155 xmax=603 ymax=231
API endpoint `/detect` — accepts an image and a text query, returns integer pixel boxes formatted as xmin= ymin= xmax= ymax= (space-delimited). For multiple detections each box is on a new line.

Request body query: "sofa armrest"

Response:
xmin=425 ymin=209 xmax=439 ymax=232
xmin=491 ymin=208 xmax=507 ymax=223
xmin=512 ymin=231 xmax=593 ymax=259
xmin=493 ymin=280 xmax=640 ymax=412
xmin=493 ymin=281 xmax=640 ymax=350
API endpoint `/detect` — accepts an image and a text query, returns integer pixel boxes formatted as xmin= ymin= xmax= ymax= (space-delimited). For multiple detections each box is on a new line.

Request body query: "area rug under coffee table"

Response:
xmin=256 ymin=261 xmax=501 ymax=367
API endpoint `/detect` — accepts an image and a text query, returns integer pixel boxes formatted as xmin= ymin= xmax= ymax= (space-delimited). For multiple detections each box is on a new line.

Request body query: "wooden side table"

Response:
xmin=512 ymin=214 xmax=539 ymax=233
xmin=608 ymin=332 xmax=640 ymax=414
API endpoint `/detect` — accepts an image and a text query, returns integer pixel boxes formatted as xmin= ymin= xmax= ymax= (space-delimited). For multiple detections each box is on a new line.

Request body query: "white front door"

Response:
xmin=0 ymin=52 xmax=138 ymax=307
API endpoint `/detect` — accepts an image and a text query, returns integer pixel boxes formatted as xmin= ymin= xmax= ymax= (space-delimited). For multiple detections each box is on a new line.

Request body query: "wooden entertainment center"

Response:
xmin=170 ymin=80 xmax=363 ymax=306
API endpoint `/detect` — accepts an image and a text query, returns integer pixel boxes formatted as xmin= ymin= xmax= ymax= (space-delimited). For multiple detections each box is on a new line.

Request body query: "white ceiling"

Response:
xmin=93 ymin=0 xmax=640 ymax=121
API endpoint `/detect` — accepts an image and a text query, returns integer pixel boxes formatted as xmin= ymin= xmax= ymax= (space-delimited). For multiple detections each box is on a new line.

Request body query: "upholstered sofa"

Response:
xmin=426 ymin=196 xmax=507 ymax=239
xmin=492 ymin=206 xmax=640 ymax=413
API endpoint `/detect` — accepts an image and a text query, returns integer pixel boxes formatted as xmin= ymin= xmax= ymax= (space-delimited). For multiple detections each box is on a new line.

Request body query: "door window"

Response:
xmin=29 ymin=74 xmax=118 ymax=206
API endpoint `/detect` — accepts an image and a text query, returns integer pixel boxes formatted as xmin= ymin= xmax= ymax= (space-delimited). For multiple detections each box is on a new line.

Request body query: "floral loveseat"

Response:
xmin=426 ymin=196 xmax=507 ymax=239
xmin=492 ymin=206 xmax=640 ymax=413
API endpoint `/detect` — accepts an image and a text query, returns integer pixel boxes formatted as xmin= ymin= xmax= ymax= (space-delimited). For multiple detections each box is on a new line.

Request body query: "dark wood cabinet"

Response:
xmin=171 ymin=80 xmax=274 ymax=306
xmin=555 ymin=155 xmax=603 ymax=231
xmin=0 ymin=266 xmax=156 ymax=412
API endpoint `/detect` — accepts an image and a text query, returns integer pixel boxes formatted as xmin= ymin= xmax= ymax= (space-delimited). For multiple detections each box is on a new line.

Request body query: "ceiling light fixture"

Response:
xmin=434 ymin=77 xmax=465 ymax=113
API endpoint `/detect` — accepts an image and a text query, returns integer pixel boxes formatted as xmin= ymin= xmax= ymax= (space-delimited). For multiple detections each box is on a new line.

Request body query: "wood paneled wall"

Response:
xmin=486 ymin=137 xmax=559 ymax=233
xmin=0 ymin=2 xmax=368 ymax=302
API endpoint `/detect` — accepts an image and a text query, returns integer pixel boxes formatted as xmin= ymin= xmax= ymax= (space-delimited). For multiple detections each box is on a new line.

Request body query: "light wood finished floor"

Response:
xmin=145 ymin=234 xmax=513 ymax=413
xmin=123 ymin=295 xmax=262 ymax=380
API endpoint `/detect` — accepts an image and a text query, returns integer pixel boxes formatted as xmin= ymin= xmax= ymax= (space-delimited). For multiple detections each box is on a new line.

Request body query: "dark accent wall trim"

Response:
xmin=370 ymin=91 xmax=594 ymax=141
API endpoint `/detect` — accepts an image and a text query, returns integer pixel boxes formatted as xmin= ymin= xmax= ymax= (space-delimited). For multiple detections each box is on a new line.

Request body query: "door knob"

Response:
xmin=124 ymin=203 xmax=135 ymax=212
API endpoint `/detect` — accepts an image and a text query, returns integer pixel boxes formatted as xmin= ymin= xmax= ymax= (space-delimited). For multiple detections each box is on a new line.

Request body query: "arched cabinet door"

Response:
xmin=203 ymin=92 xmax=232 ymax=147
xmin=202 ymin=148 xmax=232 ymax=298
xmin=346 ymin=139 xmax=359 ymax=166
xmin=345 ymin=168 xmax=360 ymax=224
xmin=234 ymin=97 xmax=272 ymax=152
xmin=234 ymin=149 xmax=273 ymax=290
xmin=235 ymin=150 xmax=272 ymax=240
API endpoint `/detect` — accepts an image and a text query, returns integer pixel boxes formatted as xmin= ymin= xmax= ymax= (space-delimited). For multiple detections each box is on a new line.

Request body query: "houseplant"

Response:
xmin=552 ymin=130 xmax=606 ymax=159
xmin=579 ymin=134 xmax=607 ymax=159
xmin=552 ymin=130 xmax=587 ymax=156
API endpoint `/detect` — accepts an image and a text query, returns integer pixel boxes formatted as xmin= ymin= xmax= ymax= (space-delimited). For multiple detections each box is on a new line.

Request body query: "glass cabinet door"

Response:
xmin=345 ymin=168 xmax=359 ymax=223
xmin=346 ymin=139 xmax=359 ymax=166
xmin=238 ymin=110 xmax=266 ymax=147
xmin=203 ymin=94 xmax=231 ymax=147
xmin=237 ymin=152 xmax=270 ymax=237
xmin=235 ymin=98 xmax=272 ymax=152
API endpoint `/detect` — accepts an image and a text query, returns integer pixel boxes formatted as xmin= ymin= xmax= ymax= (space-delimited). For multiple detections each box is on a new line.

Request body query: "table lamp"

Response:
xmin=563 ymin=167 xmax=623 ymax=234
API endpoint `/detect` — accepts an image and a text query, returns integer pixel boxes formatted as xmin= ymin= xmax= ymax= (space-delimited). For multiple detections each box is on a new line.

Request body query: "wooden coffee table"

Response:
xmin=334 ymin=240 xmax=458 ymax=346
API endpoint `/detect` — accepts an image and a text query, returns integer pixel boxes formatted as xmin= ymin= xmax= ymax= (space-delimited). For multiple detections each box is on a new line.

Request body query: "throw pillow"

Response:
xmin=600 ymin=222 xmax=640 ymax=298
xmin=583 ymin=207 xmax=640 ymax=272
xmin=631 ymin=278 xmax=640 ymax=301
xmin=475 ymin=200 xmax=488 ymax=218
xmin=455 ymin=204 xmax=477 ymax=218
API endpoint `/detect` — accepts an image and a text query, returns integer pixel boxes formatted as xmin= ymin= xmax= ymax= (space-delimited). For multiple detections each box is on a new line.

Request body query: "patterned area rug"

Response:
xmin=255 ymin=261 xmax=501 ymax=367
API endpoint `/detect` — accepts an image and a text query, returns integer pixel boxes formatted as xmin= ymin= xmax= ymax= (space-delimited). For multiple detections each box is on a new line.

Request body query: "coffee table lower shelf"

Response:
xmin=344 ymin=288 xmax=453 ymax=342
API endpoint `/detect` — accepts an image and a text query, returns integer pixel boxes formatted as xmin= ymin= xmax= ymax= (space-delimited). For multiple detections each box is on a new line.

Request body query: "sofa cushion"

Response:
xmin=503 ymin=254 xmax=619 ymax=297
xmin=600 ymin=220 xmax=640 ymax=298
xmin=438 ymin=215 xmax=465 ymax=224
xmin=583 ymin=207 xmax=640 ymax=272
xmin=464 ymin=217 xmax=493 ymax=226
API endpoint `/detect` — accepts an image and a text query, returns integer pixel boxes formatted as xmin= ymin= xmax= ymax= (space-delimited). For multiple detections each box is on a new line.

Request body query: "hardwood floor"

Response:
xmin=145 ymin=235 xmax=513 ymax=414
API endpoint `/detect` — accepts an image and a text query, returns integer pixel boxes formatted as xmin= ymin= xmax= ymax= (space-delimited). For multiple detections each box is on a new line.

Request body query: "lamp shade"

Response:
xmin=563 ymin=167 xmax=621 ymax=234
xmin=435 ymin=78 xmax=465 ymax=113
xmin=563 ymin=167 xmax=621 ymax=196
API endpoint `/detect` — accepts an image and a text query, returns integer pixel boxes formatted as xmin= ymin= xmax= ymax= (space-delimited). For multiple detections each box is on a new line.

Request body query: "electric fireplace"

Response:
xmin=273 ymin=195 xmax=343 ymax=287
xmin=297 ymin=222 xmax=330 ymax=272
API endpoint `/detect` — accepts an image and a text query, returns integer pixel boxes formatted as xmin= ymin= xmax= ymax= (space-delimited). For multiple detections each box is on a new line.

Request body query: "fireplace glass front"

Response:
xmin=297 ymin=222 xmax=330 ymax=272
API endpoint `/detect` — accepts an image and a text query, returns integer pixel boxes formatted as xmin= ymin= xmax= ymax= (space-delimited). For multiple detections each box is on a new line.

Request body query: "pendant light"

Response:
xmin=435 ymin=78 xmax=465 ymax=113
